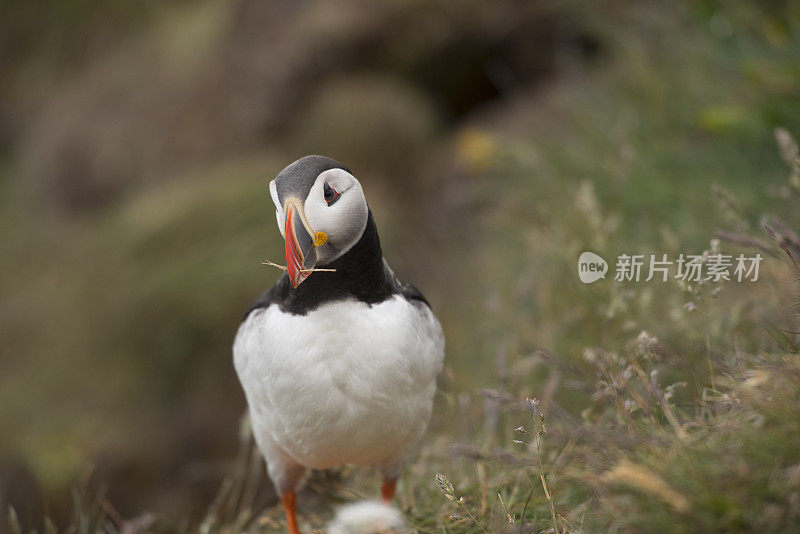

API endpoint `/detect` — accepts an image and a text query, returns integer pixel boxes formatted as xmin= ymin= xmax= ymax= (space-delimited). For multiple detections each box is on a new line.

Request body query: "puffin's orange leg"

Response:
xmin=281 ymin=491 xmax=300 ymax=534
xmin=381 ymin=477 xmax=397 ymax=503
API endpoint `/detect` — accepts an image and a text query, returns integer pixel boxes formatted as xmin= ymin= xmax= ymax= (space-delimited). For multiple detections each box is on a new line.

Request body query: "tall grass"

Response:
xmin=162 ymin=130 xmax=800 ymax=533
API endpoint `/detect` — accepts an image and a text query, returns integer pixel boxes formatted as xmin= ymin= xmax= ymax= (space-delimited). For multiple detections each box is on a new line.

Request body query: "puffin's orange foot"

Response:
xmin=281 ymin=491 xmax=301 ymax=534
xmin=381 ymin=477 xmax=397 ymax=503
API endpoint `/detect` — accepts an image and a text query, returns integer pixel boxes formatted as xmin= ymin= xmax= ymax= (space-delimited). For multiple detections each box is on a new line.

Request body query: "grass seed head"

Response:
xmin=434 ymin=473 xmax=456 ymax=501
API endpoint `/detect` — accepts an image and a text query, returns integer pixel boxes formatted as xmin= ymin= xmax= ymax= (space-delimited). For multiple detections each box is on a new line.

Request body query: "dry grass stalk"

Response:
xmin=523 ymin=398 xmax=559 ymax=533
xmin=762 ymin=217 xmax=800 ymax=270
xmin=497 ymin=492 xmax=514 ymax=525
xmin=714 ymin=229 xmax=782 ymax=259
xmin=260 ymin=259 xmax=336 ymax=273
xmin=600 ymin=460 xmax=691 ymax=514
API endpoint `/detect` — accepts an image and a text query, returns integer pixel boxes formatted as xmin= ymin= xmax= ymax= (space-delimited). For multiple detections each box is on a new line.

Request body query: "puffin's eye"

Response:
xmin=323 ymin=183 xmax=340 ymax=205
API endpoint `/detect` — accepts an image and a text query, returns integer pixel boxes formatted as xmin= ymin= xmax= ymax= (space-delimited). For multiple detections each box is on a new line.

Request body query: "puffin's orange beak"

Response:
xmin=283 ymin=198 xmax=327 ymax=288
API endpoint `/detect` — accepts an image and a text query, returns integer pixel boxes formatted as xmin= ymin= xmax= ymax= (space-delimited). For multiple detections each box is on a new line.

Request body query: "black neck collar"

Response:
xmin=277 ymin=209 xmax=394 ymax=313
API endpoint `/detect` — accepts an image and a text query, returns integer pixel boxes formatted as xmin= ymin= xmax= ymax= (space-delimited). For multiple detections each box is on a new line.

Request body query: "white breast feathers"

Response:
xmin=233 ymin=295 xmax=444 ymax=470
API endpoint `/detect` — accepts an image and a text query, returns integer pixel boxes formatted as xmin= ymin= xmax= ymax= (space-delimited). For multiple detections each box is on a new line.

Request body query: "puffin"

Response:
xmin=233 ymin=155 xmax=445 ymax=533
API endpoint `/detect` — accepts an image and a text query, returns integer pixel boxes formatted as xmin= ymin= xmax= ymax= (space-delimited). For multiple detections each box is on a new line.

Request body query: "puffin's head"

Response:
xmin=269 ymin=155 xmax=368 ymax=288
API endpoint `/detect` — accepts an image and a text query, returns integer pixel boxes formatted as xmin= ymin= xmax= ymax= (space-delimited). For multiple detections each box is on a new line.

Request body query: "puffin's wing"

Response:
xmin=382 ymin=258 xmax=431 ymax=307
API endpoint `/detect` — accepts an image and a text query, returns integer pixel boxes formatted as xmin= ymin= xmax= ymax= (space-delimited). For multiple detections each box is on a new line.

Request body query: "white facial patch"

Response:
xmin=303 ymin=169 xmax=368 ymax=265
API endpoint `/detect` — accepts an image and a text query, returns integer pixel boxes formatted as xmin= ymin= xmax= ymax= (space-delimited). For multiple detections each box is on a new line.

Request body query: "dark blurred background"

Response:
xmin=1 ymin=0 xmax=798 ymax=530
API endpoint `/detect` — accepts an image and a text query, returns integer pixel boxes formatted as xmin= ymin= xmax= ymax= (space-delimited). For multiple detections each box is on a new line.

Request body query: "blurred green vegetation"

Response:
xmin=1 ymin=0 xmax=800 ymax=532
